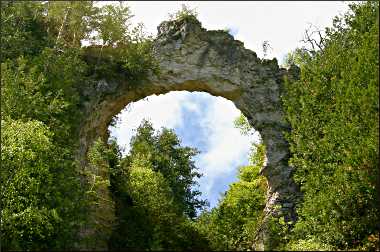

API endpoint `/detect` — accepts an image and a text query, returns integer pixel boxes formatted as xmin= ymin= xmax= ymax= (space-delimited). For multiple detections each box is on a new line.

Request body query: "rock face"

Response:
xmin=79 ymin=17 xmax=301 ymax=249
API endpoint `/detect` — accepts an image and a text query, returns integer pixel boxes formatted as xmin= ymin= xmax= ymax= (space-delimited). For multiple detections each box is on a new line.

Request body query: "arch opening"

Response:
xmin=78 ymin=17 xmax=301 ymax=249
xmin=107 ymin=91 xmax=263 ymax=208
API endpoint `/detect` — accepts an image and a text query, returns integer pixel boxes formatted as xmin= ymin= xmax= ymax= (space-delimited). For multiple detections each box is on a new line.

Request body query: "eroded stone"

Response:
xmin=78 ymin=17 xmax=301 ymax=249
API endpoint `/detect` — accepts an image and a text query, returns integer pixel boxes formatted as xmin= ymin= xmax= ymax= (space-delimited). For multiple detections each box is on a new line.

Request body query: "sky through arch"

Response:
xmin=109 ymin=91 xmax=260 ymax=208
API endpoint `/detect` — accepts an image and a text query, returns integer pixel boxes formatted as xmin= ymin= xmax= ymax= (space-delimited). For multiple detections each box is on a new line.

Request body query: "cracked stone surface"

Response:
xmin=78 ymin=17 xmax=302 ymax=249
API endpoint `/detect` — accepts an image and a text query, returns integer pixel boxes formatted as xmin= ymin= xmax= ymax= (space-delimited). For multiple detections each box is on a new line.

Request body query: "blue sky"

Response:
xmin=107 ymin=2 xmax=350 ymax=209
xmin=109 ymin=92 xmax=258 ymax=208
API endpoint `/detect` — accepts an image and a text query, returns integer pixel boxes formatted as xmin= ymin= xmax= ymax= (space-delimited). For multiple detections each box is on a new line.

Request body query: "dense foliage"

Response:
xmin=1 ymin=119 xmax=83 ymax=249
xmin=282 ymin=2 xmax=379 ymax=250
xmin=1 ymin=1 xmax=378 ymax=250
xmin=102 ymin=117 xmax=267 ymax=251
xmin=108 ymin=120 xmax=209 ymax=250
xmin=196 ymin=147 xmax=268 ymax=251
xmin=1 ymin=1 xmax=157 ymax=249
xmin=195 ymin=115 xmax=268 ymax=251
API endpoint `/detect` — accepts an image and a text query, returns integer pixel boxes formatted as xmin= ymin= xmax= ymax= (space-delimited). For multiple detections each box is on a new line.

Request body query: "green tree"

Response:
xmin=127 ymin=120 xmax=207 ymax=218
xmin=1 ymin=1 xmax=158 ymax=249
xmin=168 ymin=4 xmax=198 ymax=22
xmin=196 ymin=145 xmax=267 ymax=251
xmin=109 ymin=120 xmax=209 ymax=250
xmin=80 ymin=138 xmax=119 ymax=249
xmin=1 ymin=1 xmax=50 ymax=59
xmin=1 ymin=119 xmax=84 ymax=249
xmin=43 ymin=1 xmax=96 ymax=48
xmin=282 ymin=2 xmax=379 ymax=250
xmin=196 ymin=115 xmax=268 ymax=251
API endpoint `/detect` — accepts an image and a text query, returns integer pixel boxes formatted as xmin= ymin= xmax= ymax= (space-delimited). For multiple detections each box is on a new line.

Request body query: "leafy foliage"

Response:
xmin=282 ymin=2 xmax=379 ymax=250
xmin=108 ymin=120 xmax=209 ymax=250
xmin=1 ymin=1 xmax=158 ymax=250
xmin=1 ymin=1 xmax=51 ymax=59
xmin=80 ymin=138 xmax=118 ymax=249
xmin=1 ymin=119 xmax=84 ymax=249
xmin=1 ymin=0 xmax=378 ymax=250
xmin=168 ymin=4 xmax=198 ymax=22
xmin=196 ymin=115 xmax=268 ymax=251
xmin=126 ymin=120 xmax=207 ymax=218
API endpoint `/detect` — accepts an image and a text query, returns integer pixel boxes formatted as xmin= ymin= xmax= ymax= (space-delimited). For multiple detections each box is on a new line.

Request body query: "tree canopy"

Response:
xmin=282 ymin=2 xmax=379 ymax=250
xmin=108 ymin=120 xmax=209 ymax=250
xmin=1 ymin=1 xmax=378 ymax=250
xmin=1 ymin=1 xmax=157 ymax=249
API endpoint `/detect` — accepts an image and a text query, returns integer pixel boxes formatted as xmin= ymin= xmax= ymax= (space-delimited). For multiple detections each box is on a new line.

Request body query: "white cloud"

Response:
xmin=195 ymin=97 xmax=257 ymax=200
xmin=109 ymin=92 xmax=257 ymax=207
xmin=96 ymin=2 xmax=349 ymax=63
xmin=109 ymin=91 xmax=191 ymax=154
xmin=126 ymin=1 xmax=349 ymax=63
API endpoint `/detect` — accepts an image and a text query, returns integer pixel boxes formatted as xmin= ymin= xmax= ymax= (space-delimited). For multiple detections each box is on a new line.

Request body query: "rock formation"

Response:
xmin=78 ymin=17 xmax=301 ymax=249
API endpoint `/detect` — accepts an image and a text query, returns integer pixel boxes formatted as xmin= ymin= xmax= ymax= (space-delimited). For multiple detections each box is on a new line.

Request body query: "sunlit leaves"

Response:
xmin=283 ymin=2 xmax=379 ymax=250
xmin=0 ymin=119 xmax=79 ymax=249
xmin=109 ymin=120 xmax=209 ymax=250
xmin=128 ymin=120 xmax=207 ymax=218
xmin=196 ymin=117 xmax=267 ymax=250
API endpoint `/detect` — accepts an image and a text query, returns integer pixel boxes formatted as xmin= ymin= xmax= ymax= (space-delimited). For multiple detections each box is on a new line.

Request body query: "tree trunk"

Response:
xmin=55 ymin=6 xmax=71 ymax=48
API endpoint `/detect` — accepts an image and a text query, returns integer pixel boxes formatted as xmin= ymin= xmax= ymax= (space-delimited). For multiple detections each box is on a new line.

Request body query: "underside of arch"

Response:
xmin=77 ymin=17 xmax=301 ymax=249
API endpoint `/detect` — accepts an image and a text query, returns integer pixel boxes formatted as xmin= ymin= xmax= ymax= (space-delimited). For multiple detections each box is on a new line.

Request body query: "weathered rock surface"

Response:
xmin=78 ymin=17 xmax=301 ymax=249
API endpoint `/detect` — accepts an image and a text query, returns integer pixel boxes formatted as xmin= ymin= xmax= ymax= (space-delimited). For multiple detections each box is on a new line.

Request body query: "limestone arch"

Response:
xmin=78 ymin=17 xmax=301 ymax=246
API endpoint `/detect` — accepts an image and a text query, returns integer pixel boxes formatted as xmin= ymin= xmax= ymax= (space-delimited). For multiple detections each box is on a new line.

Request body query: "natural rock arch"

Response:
xmin=78 ymin=17 xmax=301 ymax=248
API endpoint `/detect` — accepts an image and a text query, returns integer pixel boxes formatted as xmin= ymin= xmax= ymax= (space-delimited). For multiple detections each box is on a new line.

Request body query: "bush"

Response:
xmin=283 ymin=2 xmax=379 ymax=250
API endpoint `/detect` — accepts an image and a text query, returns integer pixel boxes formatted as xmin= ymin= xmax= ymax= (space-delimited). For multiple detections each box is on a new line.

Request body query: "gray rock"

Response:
xmin=78 ymin=17 xmax=301 ymax=249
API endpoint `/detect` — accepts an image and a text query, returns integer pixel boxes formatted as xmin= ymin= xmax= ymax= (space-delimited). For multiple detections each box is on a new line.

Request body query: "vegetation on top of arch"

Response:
xmin=168 ymin=4 xmax=200 ymax=23
xmin=81 ymin=40 xmax=160 ymax=84
xmin=1 ymin=1 xmax=379 ymax=250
